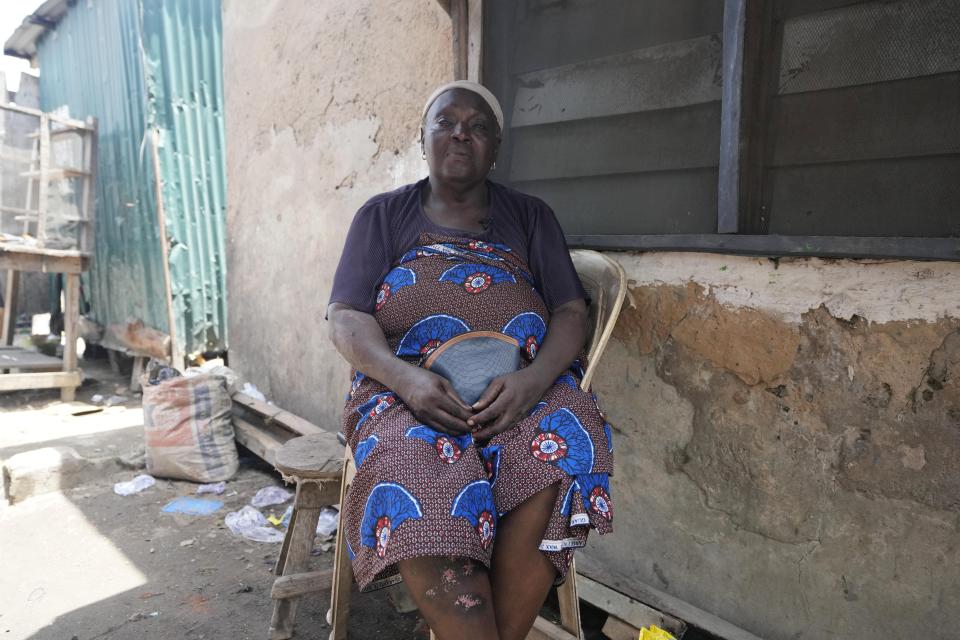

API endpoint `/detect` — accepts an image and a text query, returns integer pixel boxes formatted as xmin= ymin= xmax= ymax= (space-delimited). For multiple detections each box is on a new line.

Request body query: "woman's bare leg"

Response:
xmin=398 ymin=556 xmax=499 ymax=640
xmin=490 ymin=484 xmax=560 ymax=640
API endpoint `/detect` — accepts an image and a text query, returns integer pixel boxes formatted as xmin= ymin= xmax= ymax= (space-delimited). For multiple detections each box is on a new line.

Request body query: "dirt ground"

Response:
xmin=0 ymin=354 xmax=616 ymax=640
xmin=0 ymin=356 xmax=421 ymax=640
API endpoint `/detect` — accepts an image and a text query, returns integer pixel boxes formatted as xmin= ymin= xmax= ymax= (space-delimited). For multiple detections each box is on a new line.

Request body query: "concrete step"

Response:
xmin=2 ymin=444 xmax=144 ymax=504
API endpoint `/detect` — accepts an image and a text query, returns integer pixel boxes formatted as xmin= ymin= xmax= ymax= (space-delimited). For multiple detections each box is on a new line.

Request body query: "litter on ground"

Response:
xmin=250 ymin=485 xmax=292 ymax=508
xmin=225 ymin=505 xmax=285 ymax=543
xmin=161 ymin=497 xmax=225 ymax=516
xmin=113 ymin=474 xmax=156 ymax=496
xmin=196 ymin=481 xmax=227 ymax=495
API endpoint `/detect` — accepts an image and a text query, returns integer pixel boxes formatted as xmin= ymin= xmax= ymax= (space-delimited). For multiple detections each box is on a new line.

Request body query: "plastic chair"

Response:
xmin=328 ymin=249 xmax=627 ymax=640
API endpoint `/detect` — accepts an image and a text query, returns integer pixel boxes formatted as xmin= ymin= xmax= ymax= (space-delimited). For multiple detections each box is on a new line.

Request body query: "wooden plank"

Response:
xmin=515 ymin=169 xmax=718 ymax=236
xmin=556 ymin=558 xmax=581 ymax=637
xmin=274 ymin=410 xmax=326 ymax=437
xmin=269 ymin=482 xmax=325 ymax=640
xmin=578 ymin=567 xmax=765 ymax=640
xmin=329 ymin=451 xmax=355 ymax=640
xmin=1 ymin=269 xmax=18 ymax=345
xmin=61 ymin=274 xmax=80 ymax=389
xmin=778 ymin=0 xmax=960 ymax=95
xmin=601 ymin=616 xmax=641 ymax=640
xmin=36 ymin=113 xmax=49 ymax=247
xmin=767 ymin=156 xmax=960 ymax=237
xmin=81 ymin=118 xmax=98 ymax=254
xmin=717 ymin=0 xmax=747 ymax=233
xmin=566 ymin=234 xmax=960 ymax=261
xmin=0 ymin=249 xmax=91 ymax=273
xmin=451 ymin=0 xmax=468 ymax=80
xmin=271 ymin=568 xmax=333 ymax=600
xmin=467 ymin=0 xmax=483 ymax=82
xmin=20 ymin=168 xmax=90 ymax=179
xmin=0 ymin=102 xmax=92 ymax=130
xmin=232 ymin=390 xmax=283 ymax=419
xmin=0 ymin=243 xmax=88 ymax=258
xmin=0 ymin=371 xmax=82 ymax=392
xmin=150 ymin=128 xmax=181 ymax=368
xmin=510 ymin=0 xmax=723 ymax=76
xmin=232 ymin=415 xmax=284 ymax=465
xmin=770 ymin=73 xmax=960 ymax=167
xmin=509 ymin=103 xmax=720 ymax=183
xmin=577 ymin=574 xmax=686 ymax=636
xmin=231 ymin=391 xmax=326 ymax=437
xmin=511 ymin=35 xmax=723 ymax=128
xmin=718 ymin=0 xmax=781 ymax=234
xmin=526 ymin=616 xmax=579 ymax=640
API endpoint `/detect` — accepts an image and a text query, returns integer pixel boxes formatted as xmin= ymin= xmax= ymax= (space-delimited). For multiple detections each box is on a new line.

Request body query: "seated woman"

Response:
xmin=327 ymin=81 xmax=613 ymax=640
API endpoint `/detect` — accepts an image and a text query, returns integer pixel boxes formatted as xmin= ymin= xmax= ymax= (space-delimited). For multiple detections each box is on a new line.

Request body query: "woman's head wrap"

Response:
xmin=421 ymin=81 xmax=504 ymax=135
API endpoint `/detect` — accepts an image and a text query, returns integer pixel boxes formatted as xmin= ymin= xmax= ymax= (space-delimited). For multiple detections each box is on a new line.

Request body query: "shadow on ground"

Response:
xmin=0 ymin=356 xmax=421 ymax=640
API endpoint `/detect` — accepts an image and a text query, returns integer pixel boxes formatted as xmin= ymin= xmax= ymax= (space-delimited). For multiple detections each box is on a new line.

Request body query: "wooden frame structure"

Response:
xmin=0 ymin=103 xmax=97 ymax=400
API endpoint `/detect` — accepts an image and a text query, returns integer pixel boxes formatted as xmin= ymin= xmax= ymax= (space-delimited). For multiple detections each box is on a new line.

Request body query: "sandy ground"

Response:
xmin=0 ymin=357 xmax=421 ymax=640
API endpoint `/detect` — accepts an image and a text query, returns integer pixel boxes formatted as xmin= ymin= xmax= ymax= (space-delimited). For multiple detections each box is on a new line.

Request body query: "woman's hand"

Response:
xmin=467 ymin=368 xmax=553 ymax=440
xmin=394 ymin=366 xmax=474 ymax=436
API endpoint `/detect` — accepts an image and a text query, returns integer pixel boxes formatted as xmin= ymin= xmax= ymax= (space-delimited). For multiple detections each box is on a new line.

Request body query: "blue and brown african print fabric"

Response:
xmin=341 ymin=233 xmax=614 ymax=591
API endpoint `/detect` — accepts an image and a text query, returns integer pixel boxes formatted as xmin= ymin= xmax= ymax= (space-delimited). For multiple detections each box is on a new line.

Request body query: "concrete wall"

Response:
xmin=222 ymin=3 xmax=960 ymax=639
xmin=582 ymin=254 xmax=960 ymax=640
xmin=223 ymin=0 xmax=451 ymax=421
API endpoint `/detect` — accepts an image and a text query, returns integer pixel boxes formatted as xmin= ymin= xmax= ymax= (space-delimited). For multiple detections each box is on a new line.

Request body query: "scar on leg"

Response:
xmin=454 ymin=593 xmax=486 ymax=611
xmin=461 ymin=560 xmax=476 ymax=576
xmin=425 ymin=587 xmax=438 ymax=599
xmin=441 ymin=568 xmax=458 ymax=592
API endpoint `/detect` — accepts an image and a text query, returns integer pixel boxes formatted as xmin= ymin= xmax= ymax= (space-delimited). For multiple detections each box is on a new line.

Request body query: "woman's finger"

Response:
xmin=468 ymin=394 xmax=508 ymax=429
xmin=440 ymin=382 xmax=473 ymax=418
xmin=427 ymin=407 xmax=472 ymax=435
xmin=472 ymin=409 xmax=519 ymax=440
xmin=471 ymin=378 xmax=504 ymax=411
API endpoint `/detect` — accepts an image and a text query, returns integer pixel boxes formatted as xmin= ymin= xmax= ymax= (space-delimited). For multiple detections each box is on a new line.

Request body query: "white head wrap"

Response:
xmin=421 ymin=81 xmax=504 ymax=135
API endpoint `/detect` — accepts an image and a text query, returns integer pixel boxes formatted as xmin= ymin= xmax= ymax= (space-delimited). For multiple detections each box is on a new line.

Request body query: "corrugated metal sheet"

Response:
xmin=142 ymin=0 xmax=227 ymax=354
xmin=35 ymin=0 xmax=226 ymax=356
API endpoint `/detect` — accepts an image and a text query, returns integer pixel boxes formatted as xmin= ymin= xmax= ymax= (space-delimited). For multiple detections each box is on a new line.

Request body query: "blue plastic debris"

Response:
xmin=161 ymin=497 xmax=224 ymax=516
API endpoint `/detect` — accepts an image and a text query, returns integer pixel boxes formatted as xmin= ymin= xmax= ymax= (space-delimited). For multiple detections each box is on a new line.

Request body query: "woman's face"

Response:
xmin=422 ymin=89 xmax=500 ymax=186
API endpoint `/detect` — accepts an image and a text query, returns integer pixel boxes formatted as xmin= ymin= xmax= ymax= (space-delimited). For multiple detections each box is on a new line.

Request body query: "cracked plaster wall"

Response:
xmin=223 ymin=0 xmax=451 ymax=421
xmin=584 ymin=252 xmax=960 ymax=640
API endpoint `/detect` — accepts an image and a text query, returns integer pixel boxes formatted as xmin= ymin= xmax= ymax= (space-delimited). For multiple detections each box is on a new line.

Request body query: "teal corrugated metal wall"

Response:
xmin=142 ymin=0 xmax=227 ymax=354
xmin=37 ymin=0 xmax=227 ymax=356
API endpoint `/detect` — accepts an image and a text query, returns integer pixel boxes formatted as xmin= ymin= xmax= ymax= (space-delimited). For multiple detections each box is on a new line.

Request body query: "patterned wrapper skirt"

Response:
xmin=341 ymin=234 xmax=614 ymax=591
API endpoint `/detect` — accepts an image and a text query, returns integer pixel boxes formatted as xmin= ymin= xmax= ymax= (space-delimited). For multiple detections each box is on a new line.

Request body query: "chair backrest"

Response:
xmin=570 ymin=250 xmax=627 ymax=391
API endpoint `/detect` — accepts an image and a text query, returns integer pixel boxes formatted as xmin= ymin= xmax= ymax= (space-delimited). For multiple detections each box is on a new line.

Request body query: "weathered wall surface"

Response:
xmin=582 ymin=253 xmax=960 ymax=640
xmin=223 ymin=0 xmax=451 ymax=422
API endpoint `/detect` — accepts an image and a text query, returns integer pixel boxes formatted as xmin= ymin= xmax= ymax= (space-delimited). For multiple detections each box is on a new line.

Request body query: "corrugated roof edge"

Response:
xmin=4 ymin=0 xmax=72 ymax=60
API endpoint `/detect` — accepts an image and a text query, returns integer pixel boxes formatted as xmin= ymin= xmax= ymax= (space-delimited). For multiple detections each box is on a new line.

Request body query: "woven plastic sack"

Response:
xmin=142 ymin=373 xmax=238 ymax=482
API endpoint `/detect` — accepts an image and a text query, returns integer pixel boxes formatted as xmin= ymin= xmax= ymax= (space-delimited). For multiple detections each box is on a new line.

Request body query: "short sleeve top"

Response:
xmin=328 ymin=178 xmax=587 ymax=315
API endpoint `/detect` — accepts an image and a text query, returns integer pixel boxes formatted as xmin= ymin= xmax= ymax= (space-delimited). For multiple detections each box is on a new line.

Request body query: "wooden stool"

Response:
xmin=270 ymin=433 xmax=344 ymax=640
